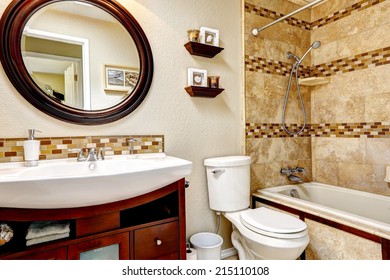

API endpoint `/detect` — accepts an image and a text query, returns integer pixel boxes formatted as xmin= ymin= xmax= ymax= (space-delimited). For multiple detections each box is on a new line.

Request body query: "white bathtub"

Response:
xmin=254 ymin=182 xmax=390 ymax=237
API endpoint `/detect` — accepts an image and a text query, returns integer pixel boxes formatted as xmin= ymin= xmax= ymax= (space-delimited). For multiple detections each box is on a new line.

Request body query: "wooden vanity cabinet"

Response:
xmin=0 ymin=179 xmax=186 ymax=260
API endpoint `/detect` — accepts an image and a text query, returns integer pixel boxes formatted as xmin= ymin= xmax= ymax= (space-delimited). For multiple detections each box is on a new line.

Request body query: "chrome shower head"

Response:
xmin=311 ymin=41 xmax=321 ymax=49
xmin=298 ymin=41 xmax=321 ymax=64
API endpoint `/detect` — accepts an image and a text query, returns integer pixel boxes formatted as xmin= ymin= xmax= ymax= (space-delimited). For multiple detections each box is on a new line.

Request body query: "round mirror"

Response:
xmin=0 ymin=0 xmax=153 ymax=125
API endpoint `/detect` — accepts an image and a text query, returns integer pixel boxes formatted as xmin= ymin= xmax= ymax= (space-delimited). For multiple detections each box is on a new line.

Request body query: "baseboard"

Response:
xmin=221 ymin=247 xmax=238 ymax=259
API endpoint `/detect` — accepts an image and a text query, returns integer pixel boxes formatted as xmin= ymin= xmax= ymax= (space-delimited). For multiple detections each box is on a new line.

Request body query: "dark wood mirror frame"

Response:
xmin=0 ymin=0 xmax=153 ymax=125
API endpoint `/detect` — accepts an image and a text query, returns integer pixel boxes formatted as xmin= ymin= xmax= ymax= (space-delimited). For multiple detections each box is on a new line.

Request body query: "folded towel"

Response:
xmin=26 ymin=221 xmax=70 ymax=240
xmin=26 ymin=232 xmax=69 ymax=246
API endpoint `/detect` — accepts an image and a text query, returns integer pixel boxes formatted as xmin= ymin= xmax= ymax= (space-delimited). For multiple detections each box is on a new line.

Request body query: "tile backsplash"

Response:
xmin=0 ymin=135 xmax=164 ymax=163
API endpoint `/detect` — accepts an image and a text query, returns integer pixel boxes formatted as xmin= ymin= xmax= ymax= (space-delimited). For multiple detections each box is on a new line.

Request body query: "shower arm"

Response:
xmin=251 ymin=0 xmax=323 ymax=36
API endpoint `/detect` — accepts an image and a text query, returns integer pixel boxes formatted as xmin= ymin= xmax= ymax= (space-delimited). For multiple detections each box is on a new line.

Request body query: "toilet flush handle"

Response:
xmin=211 ymin=169 xmax=225 ymax=175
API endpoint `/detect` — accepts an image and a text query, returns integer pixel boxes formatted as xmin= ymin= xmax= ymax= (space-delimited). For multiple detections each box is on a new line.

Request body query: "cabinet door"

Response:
xmin=134 ymin=221 xmax=178 ymax=260
xmin=68 ymin=232 xmax=129 ymax=260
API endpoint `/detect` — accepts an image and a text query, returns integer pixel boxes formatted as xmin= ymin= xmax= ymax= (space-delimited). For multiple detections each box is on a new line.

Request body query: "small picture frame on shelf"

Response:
xmin=200 ymin=27 xmax=219 ymax=47
xmin=188 ymin=68 xmax=208 ymax=87
xmin=104 ymin=65 xmax=139 ymax=92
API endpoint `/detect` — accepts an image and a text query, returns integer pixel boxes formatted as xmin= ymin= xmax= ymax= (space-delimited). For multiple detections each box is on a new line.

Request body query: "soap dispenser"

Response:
xmin=23 ymin=129 xmax=42 ymax=167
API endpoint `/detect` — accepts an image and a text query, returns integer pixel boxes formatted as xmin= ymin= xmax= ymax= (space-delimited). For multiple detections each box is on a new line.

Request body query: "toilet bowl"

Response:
xmin=204 ymin=156 xmax=309 ymax=260
xmin=224 ymin=208 xmax=309 ymax=260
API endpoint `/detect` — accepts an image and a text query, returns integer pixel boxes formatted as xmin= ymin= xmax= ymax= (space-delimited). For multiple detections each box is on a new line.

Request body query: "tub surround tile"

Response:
xmin=245 ymin=54 xmax=311 ymax=77
xmin=365 ymin=93 xmax=390 ymax=122
xmin=246 ymin=1 xmax=390 ymax=260
xmin=0 ymin=135 xmax=164 ymax=163
xmin=366 ymin=138 xmax=390 ymax=165
xmin=311 ymin=0 xmax=361 ymax=22
xmin=246 ymin=47 xmax=390 ymax=80
xmin=313 ymin=160 xmax=339 ymax=186
xmin=245 ymin=0 xmax=390 ymax=197
xmin=246 ymin=0 xmax=386 ymax=31
xmin=246 ymin=122 xmax=390 ymax=139
xmin=312 ymin=137 xmax=366 ymax=163
xmin=338 ymin=162 xmax=379 ymax=192
xmin=305 ymin=219 xmax=382 ymax=260
xmin=311 ymin=47 xmax=390 ymax=77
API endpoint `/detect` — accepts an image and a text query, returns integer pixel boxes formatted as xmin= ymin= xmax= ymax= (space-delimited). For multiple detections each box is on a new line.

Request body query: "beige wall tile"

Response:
xmin=336 ymin=22 xmax=390 ymax=60
xmin=365 ymin=93 xmax=390 ymax=122
xmin=245 ymin=13 xmax=310 ymax=50
xmin=338 ymin=162 xmax=377 ymax=193
xmin=311 ymin=0 xmax=358 ymax=22
xmin=245 ymin=96 xmax=281 ymax=123
xmin=312 ymin=1 xmax=390 ymax=47
xmin=366 ymin=139 xmax=390 ymax=165
xmin=247 ymin=0 xmax=312 ymax=21
xmin=313 ymin=160 xmax=339 ymax=186
xmin=312 ymin=137 xmax=366 ymax=163
xmin=372 ymin=165 xmax=390 ymax=195
xmin=312 ymin=94 xmax=365 ymax=123
xmin=312 ymin=65 xmax=390 ymax=101
xmin=305 ymin=219 xmax=382 ymax=260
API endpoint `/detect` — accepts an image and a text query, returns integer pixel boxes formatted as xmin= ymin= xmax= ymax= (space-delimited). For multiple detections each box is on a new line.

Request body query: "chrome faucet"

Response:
xmin=69 ymin=147 xmax=112 ymax=161
xmin=280 ymin=167 xmax=305 ymax=183
xmin=287 ymin=174 xmax=303 ymax=183
xmin=86 ymin=148 xmax=98 ymax=161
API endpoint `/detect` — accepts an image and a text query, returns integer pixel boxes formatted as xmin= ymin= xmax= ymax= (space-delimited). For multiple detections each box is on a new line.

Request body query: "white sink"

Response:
xmin=0 ymin=153 xmax=192 ymax=209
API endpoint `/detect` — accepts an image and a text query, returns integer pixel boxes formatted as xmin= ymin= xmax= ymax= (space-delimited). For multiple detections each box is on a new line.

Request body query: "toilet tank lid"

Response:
xmin=204 ymin=156 xmax=251 ymax=167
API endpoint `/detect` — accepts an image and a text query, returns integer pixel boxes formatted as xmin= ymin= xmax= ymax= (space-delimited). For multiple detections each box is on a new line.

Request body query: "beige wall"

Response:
xmin=245 ymin=0 xmax=390 ymax=196
xmin=0 ymin=0 xmax=243 ymax=248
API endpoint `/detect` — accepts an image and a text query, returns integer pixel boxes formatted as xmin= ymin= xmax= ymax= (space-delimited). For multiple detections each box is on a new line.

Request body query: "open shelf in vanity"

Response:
xmin=0 ymin=179 xmax=186 ymax=260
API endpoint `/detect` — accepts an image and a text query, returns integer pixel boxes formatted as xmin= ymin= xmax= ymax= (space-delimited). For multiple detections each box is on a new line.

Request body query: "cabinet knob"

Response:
xmin=155 ymin=238 xmax=162 ymax=246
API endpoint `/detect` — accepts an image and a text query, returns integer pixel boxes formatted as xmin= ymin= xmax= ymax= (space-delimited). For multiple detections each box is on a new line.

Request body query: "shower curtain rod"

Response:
xmin=251 ymin=0 xmax=323 ymax=36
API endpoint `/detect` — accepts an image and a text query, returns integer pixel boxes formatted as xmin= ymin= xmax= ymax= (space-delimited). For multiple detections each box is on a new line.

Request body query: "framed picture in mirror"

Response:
xmin=105 ymin=65 xmax=139 ymax=92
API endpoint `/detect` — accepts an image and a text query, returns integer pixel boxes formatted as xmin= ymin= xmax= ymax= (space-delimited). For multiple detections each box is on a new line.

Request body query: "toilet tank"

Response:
xmin=204 ymin=156 xmax=251 ymax=212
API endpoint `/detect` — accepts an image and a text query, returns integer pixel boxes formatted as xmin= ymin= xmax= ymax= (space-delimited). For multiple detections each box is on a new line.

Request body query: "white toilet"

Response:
xmin=204 ymin=156 xmax=309 ymax=260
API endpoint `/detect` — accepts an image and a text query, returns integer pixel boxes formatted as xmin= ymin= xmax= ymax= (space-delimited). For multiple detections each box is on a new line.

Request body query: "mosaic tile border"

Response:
xmin=0 ymin=135 xmax=164 ymax=163
xmin=245 ymin=47 xmax=390 ymax=77
xmin=312 ymin=47 xmax=390 ymax=77
xmin=245 ymin=0 xmax=385 ymax=31
xmin=246 ymin=123 xmax=310 ymax=138
xmin=246 ymin=122 xmax=390 ymax=139
xmin=245 ymin=55 xmax=311 ymax=77
xmin=311 ymin=0 xmax=386 ymax=30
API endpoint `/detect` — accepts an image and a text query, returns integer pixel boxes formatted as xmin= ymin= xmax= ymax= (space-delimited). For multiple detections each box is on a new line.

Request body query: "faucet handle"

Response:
xmin=127 ymin=138 xmax=137 ymax=155
xmin=280 ymin=168 xmax=292 ymax=176
xmin=296 ymin=167 xmax=305 ymax=173
xmin=97 ymin=147 xmax=112 ymax=160
xmin=68 ymin=148 xmax=86 ymax=161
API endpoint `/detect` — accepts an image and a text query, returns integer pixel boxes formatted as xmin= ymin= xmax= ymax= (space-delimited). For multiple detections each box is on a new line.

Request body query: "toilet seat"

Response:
xmin=240 ymin=207 xmax=307 ymax=239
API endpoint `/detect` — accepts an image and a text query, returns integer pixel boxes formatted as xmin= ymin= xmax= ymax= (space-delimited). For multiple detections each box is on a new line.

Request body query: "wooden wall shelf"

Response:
xmin=185 ymin=86 xmax=224 ymax=98
xmin=184 ymin=42 xmax=224 ymax=58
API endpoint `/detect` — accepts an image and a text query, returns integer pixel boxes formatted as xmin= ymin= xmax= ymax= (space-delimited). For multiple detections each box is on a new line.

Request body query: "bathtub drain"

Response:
xmin=290 ymin=189 xmax=299 ymax=198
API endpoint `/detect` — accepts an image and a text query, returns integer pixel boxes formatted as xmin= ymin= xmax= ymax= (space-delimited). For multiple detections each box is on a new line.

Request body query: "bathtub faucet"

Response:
xmin=280 ymin=167 xmax=305 ymax=183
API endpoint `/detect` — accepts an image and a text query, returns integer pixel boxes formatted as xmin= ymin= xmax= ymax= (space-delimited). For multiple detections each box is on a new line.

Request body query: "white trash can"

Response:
xmin=190 ymin=232 xmax=223 ymax=260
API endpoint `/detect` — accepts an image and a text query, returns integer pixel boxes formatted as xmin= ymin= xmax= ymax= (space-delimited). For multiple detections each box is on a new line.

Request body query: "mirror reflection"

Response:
xmin=21 ymin=1 xmax=140 ymax=110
